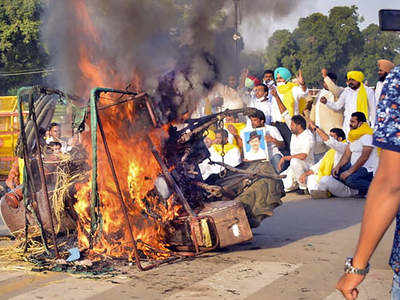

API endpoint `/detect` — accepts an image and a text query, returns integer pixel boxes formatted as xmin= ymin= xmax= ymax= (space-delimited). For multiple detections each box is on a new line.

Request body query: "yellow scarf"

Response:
xmin=224 ymin=122 xmax=246 ymax=146
xmin=277 ymin=82 xmax=297 ymax=117
xmin=204 ymin=129 xmax=216 ymax=140
xmin=356 ymin=83 xmax=369 ymax=119
xmin=317 ymin=140 xmax=347 ymax=182
xmin=212 ymin=143 xmax=237 ymax=155
xmin=347 ymin=71 xmax=369 ymax=119
xmin=348 ymin=123 xmax=373 ymax=143
xmin=317 ymin=149 xmax=336 ymax=182
xmin=224 ymin=122 xmax=246 ymax=132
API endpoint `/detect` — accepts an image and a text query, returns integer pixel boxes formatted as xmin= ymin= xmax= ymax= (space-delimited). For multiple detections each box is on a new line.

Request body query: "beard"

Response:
xmin=379 ymin=73 xmax=388 ymax=82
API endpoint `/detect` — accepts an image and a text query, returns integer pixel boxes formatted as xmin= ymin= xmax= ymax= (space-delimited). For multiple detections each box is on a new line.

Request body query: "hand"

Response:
xmin=270 ymin=86 xmax=278 ymax=98
xmin=278 ymin=156 xmax=291 ymax=172
xmin=336 ymin=273 xmax=365 ymax=300
xmin=308 ymin=120 xmax=317 ymax=131
xmin=321 ymin=68 xmax=328 ymax=78
xmin=278 ymin=157 xmax=286 ymax=172
xmin=265 ymin=134 xmax=275 ymax=143
xmin=299 ymin=173 xmax=308 ymax=184
xmin=320 ymin=96 xmax=327 ymax=104
xmin=340 ymin=170 xmax=352 ymax=181
xmin=296 ymin=69 xmax=305 ymax=86
xmin=227 ymin=124 xmax=238 ymax=136
xmin=332 ymin=166 xmax=340 ymax=177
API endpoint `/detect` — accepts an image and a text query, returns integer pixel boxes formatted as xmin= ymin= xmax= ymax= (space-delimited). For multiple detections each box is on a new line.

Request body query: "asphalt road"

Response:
xmin=0 ymin=195 xmax=395 ymax=299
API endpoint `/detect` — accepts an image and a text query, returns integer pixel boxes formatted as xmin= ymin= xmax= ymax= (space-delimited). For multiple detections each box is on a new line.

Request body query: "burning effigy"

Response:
xmin=0 ymin=0 xmax=286 ymax=271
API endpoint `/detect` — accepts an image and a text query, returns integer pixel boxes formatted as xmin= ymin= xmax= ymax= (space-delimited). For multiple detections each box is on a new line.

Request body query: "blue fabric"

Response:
xmin=271 ymin=153 xmax=283 ymax=174
xmin=274 ymin=67 xmax=292 ymax=82
xmin=373 ymin=65 xmax=400 ymax=275
xmin=332 ymin=163 xmax=373 ymax=196
xmin=392 ymin=273 xmax=400 ymax=300
xmin=374 ymin=65 xmax=400 ymax=153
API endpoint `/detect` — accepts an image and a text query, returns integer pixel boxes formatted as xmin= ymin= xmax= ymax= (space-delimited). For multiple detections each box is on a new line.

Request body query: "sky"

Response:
xmin=240 ymin=0 xmax=400 ymax=51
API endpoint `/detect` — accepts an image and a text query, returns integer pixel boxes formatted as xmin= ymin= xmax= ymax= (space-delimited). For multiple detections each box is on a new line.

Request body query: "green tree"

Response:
xmin=0 ymin=0 xmax=49 ymax=94
xmin=263 ymin=29 xmax=299 ymax=73
xmin=348 ymin=24 xmax=400 ymax=86
xmin=261 ymin=6 xmax=391 ymax=87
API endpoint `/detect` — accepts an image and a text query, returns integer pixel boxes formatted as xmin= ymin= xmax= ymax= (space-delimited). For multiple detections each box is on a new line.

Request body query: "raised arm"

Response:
xmin=337 ymin=149 xmax=400 ymax=298
xmin=323 ymin=89 xmax=346 ymax=111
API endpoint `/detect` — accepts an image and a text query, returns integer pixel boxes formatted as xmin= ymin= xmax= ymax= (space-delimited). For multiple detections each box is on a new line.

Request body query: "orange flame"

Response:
xmin=71 ymin=0 xmax=181 ymax=260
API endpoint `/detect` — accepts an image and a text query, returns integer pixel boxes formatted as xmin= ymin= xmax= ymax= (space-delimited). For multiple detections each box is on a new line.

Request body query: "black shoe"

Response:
xmin=296 ymin=189 xmax=309 ymax=195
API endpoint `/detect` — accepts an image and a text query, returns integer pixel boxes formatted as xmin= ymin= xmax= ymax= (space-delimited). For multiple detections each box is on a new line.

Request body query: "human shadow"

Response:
xmin=228 ymin=197 xmax=365 ymax=252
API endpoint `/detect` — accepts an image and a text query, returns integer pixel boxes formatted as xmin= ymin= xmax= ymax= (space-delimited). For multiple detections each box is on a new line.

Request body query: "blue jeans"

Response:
xmin=392 ymin=273 xmax=400 ymax=300
xmin=271 ymin=154 xmax=284 ymax=174
xmin=333 ymin=162 xmax=373 ymax=196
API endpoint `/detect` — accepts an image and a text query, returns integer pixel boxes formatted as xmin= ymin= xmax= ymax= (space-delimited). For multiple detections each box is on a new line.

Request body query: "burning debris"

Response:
xmin=0 ymin=0 xmax=288 ymax=272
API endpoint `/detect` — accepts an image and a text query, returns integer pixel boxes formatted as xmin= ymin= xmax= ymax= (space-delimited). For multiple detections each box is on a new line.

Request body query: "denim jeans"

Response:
xmin=392 ymin=273 xmax=400 ymax=300
xmin=270 ymin=153 xmax=284 ymax=174
xmin=333 ymin=162 xmax=373 ymax=196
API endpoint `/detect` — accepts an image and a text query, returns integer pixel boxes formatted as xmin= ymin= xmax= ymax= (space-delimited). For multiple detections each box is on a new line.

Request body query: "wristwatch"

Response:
xmin=344 ymin=257 xmax=370 ymax=275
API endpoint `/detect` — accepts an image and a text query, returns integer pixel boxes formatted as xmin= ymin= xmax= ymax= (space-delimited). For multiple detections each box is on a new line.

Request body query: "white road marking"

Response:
xmin=8 ymin=275 xmax=128 ymax=300
xmin=168 ymin=261 xmax=301 ymax=300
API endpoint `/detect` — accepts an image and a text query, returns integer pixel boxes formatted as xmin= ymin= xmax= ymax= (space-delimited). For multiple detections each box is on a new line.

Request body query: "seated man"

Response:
xmin=278 ymin=115 xmax=315 ymax=194
xmin=332 ymin=112 xmax=379 ymax=197
xmin=200 ymin=127 xmax=284 ymax=228
xmin=228 ymin=109 xmax=285 ymax=173
xmin=299 ymin=126 xmax=357 ymax=198
xmin=199 ymin=129 xmax=241 ymax=183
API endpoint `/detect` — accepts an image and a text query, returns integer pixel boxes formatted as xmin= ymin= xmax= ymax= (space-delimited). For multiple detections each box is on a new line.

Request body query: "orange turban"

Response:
xmin=378 ymin=59 xmax=395 ymax=73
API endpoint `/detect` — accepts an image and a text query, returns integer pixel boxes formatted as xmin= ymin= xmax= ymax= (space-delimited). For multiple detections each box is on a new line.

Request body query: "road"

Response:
xmin=0 ymin=195 xmax=395 ymax=300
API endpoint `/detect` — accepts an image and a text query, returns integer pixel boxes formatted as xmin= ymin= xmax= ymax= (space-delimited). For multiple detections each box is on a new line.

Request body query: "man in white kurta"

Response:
xmin=375 ymin=59 xmax=395 ymax=102
xmin=278 ymin=115 xmax=315 ymax=193
xmin=199 ymin=129 xmax=241 ymax=181
xmin=247 ymin=84 xmax=282 ymax=125
xmin=331 ymin=112 xmax=379 ymax=197
xmin=301 ymin=126 xmax=357 ymax=198
xmin=321 ymin=72 xmax=376 ymax=135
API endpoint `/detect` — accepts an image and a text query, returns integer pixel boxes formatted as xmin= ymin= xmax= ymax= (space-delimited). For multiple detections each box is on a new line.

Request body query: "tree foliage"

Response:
xmin=263 ymin=6 xmax=400 ymax=87
xmin=0 ymin=0 xmax=48 ymax=94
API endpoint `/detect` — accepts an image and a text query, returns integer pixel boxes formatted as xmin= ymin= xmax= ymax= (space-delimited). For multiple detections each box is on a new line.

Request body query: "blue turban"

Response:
xmin=274 ymin=67 xmax=292 ymax=82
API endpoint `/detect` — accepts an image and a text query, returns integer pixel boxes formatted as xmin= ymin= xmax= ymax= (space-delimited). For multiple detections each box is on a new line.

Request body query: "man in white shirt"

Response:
xmin=46 ymin=123 xmax=71 ymax=153
xmin=375 ymin=59 xmax=394 ymax=102
xmin=321 ymin=71 xmax=376 ymax=135
xmin=300 ymin=126 xmax=358 ymax=198
xmin=332 ymin=112 xmax=379 ymax=197
xmin=278 ymin=115 xmax=315 ymax=194
xmin=199 ymin=129 xmax=241 ymax=182
xmin=311 ymin=72 xmax=344 ymax=162
xmin=247 ymin=83 xmax=280 ymax=125
xmin=229 ymin=109 xmax=285 ymax=173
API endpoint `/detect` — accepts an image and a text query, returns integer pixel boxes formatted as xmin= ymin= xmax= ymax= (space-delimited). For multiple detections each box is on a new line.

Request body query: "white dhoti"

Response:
xmin=307 ymin=175 xmax=358 ymax=198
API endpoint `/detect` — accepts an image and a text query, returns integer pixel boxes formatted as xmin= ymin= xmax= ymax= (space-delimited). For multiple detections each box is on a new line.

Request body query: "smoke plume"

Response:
xmin=41 ymin=0 xmax=305 ymax=120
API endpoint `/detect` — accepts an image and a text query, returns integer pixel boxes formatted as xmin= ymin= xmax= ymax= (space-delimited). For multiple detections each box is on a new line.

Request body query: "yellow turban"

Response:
xmin=347 ymin=71 xmax=365 ymax=83
xmin=347 ymin=71 xmax=368 ymax=119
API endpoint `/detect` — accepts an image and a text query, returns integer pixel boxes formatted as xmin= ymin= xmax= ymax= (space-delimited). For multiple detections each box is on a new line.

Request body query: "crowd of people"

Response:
xmin=196 ymin=59 xmax=396 ymax=200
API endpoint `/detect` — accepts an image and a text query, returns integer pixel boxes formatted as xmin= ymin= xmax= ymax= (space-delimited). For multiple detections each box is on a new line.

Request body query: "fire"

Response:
xmin=71 ymin=0 xmax=182 ymax=260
